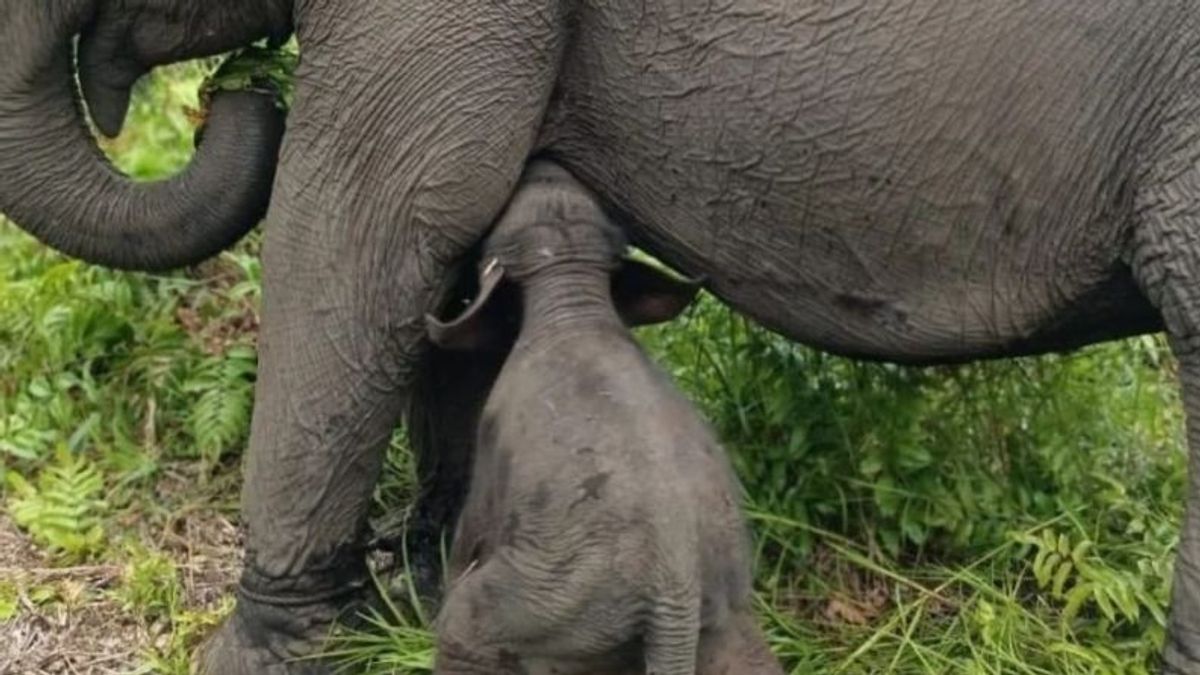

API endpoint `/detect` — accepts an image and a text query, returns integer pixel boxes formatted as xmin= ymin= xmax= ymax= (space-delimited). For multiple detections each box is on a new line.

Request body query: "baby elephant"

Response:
xmin=425 ymin=160 xmax=782 ymax=675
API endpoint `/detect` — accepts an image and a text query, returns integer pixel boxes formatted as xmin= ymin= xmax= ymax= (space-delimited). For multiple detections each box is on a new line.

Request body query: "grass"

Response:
xmin=0 ymin=57 xmax=1187 ymax=674
xmin=634 ymin=301 xmax=1181 ymax=673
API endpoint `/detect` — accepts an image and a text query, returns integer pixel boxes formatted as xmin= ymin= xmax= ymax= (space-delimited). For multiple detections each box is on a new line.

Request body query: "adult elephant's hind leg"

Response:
xmin=1132 ymin=162 xmax=1200 ymax=674
xmin=198 ymin=0 xmax=568 ymax=670
xmin=405 ymin=323 xmax=507 ymax=604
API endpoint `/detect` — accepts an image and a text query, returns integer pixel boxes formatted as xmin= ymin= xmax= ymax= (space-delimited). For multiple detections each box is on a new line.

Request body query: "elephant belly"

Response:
xmin=538 ymin=0 xmax=1177 ymax=362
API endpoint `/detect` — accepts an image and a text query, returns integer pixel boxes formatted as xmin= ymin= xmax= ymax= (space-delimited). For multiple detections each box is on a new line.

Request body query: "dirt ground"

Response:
xmin=0 ymin=471 xmax=242 ymax=675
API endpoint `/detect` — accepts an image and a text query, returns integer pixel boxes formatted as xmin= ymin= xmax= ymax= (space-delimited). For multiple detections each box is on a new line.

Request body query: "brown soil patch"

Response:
xmin=0 ymin=518 xmax=136 ymax=675
xmin=0 ymin=470 xmax=243 ymax=675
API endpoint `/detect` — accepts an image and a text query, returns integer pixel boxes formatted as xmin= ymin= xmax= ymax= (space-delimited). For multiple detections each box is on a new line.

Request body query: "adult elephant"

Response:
xmin=3 ymin=0 xmax=1200 ymax=673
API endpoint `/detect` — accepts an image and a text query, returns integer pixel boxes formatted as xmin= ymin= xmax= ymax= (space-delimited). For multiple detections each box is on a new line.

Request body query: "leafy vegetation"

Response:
xmin=634 ymin=300 xmax=1182 ymax=673
xmin=0 ymin=55 xmax=1187 ymax=673
xmin=7 ymin=448 xmax=108 ymax=561
xmin=1 ymin=60 xmax=262 ymax=672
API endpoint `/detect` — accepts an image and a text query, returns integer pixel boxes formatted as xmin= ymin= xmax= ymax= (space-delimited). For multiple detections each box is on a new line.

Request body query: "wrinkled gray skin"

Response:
xmin=424 ymin=161 xmax=783 ymax=675
xmin=5 ymin=1 xmax=1200 ymax=673
xmin=0 ymin=0 xmax=289 ymax=270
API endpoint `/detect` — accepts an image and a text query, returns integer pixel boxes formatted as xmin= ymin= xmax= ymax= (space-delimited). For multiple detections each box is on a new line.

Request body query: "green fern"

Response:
xmin=182 ymin=346 xmax=256 ymax=473
xmin=0 ymin=410 xmax=57 ymax=460
xmin=6 ymin=447 xmax=107 ymax=561
xmin=1016 ymin=527 xmax=1168 ymax=631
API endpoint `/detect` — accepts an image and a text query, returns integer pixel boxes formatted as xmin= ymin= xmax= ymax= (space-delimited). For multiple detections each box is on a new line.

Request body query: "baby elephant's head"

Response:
xmin=426 ymin=161 xmax=702 ymax=350
xmin=482 ymin=160 xmax=627 ymax=282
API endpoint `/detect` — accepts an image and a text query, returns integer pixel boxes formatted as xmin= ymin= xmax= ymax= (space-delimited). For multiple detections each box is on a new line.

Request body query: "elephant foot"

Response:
xmin=696 ymin=611 xmax=783 ymax=675
xmin=1156 ymin=629 xmax=1200 ymax=667
xmin=198 ymin=565 xmax=371 ymax=674
xmin=200 ymin=619 xmax=331 ymax=675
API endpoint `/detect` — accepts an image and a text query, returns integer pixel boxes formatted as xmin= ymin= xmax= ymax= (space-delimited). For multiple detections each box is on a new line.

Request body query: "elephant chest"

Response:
xmin=538 ymin=0 xmax=1177 ymax=361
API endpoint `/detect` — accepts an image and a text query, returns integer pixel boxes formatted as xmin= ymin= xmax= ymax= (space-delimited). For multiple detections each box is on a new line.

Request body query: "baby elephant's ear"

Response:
xmin=613 ymin=258 xmax=703 ymax=327
xmin=426 ymin=260 xmax=507 ymax=350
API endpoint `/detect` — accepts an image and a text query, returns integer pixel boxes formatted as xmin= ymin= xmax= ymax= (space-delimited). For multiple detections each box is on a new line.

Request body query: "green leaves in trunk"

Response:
xmin=201 ymin=44 xmax=298 ymax=112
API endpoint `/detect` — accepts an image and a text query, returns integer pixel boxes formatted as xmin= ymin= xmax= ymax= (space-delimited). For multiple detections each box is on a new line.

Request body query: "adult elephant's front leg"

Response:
xmin=199 ymin=0 xmax=567 ymax=671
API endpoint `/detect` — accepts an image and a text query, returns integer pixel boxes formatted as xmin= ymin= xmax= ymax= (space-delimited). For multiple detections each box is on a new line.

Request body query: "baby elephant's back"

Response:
xmin=496 ymin=332 xmax=754 ymax=617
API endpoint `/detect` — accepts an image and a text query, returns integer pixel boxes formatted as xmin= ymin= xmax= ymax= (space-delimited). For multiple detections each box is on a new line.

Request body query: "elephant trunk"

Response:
xmin=0 ymin=1 xmax=284 ymax=271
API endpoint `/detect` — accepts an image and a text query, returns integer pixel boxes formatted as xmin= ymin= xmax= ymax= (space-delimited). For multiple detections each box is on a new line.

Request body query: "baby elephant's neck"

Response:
xmin=519 ymin=268 xmax=622 ymax=340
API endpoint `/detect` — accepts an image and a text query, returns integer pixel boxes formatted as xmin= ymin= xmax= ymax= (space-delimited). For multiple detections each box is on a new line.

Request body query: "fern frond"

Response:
xmin=182 ymin=348 xmax=256 ymax=473
xmin=7 ymin=447 xmax=108 ymax=561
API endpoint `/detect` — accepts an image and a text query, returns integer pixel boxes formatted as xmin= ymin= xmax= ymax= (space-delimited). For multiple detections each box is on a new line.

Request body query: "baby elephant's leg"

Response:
xmin=696 ymin=611 xmax=783 ymax=675
xmin=433 ymin=558 xmax=555 ymax=675
xmin=434 ymin=567 xmax=516 ymax=675
xmin=645 ymin=592 xmax=702 ymax=675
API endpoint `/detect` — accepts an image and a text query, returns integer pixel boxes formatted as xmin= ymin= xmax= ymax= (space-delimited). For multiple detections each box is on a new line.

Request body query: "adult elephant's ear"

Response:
xmin=426 ymin=259 xmax=508 ymax=351
xmin=613 ymin=259 xmax=703 ymax=327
